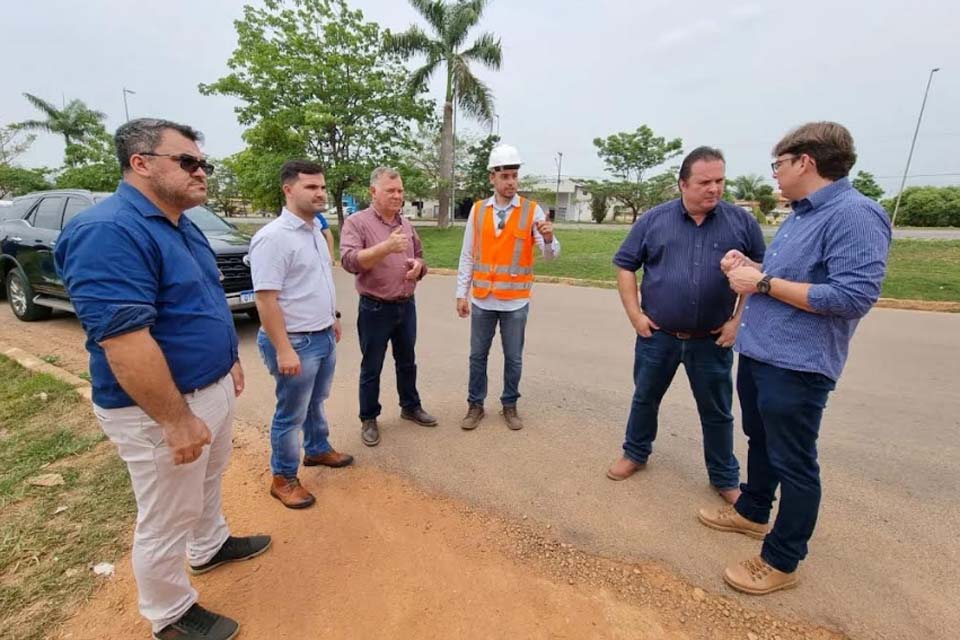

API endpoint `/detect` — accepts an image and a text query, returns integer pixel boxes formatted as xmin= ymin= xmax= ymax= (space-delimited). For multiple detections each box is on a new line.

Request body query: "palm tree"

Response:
xmin=730 ymin=174 xmax=767 ymax=200
xmin=14 ymin=93 xmax=107 ymax=164
xmin=387 ymin=0 xmax=502 ymax=227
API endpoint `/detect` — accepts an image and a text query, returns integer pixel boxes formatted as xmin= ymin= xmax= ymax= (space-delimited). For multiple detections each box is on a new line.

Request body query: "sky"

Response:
xmin=3 ymin=0 xmax=959 ymax=196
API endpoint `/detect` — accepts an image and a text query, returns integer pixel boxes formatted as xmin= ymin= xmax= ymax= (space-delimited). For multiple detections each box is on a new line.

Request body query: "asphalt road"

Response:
xmin=2 ymin=270 xmax=956 ymax=639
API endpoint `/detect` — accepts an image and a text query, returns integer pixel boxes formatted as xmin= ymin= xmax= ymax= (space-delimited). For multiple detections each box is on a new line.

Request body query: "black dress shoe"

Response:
xmin=400 ymin=406 xmax=438 ymax=427
xmin=361 ymin=419 xmax=380 ymax=446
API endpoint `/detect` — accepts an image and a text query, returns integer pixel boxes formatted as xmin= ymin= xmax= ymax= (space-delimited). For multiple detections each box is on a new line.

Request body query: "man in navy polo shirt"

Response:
xmin=699 ymin=122 xmax=891 ymax=596
xmin=55 ymin=118 xmax=269 ymax=640
xmin=607 ymin=146 xmax=766 ymax=504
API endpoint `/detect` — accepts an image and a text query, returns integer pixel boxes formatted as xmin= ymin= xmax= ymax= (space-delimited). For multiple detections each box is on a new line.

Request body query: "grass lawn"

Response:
xmin=233 ymin=223 xmax=960 ymax=303
xmin=0 ymin=356 xmax=135 ymax=640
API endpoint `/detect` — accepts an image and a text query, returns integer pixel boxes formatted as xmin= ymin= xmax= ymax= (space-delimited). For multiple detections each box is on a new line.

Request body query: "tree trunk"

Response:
xmin=438 ymin=100 xmax=454 ymax=228
xmin=334 ymin=185 xmax=345 ymax=228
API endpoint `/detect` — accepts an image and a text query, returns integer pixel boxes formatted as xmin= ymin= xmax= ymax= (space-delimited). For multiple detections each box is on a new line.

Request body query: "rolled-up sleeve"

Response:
xmin=249 ymin=230 xmax=286 ymax=291
xmin=807 ymin=208 xmax=891 ymax=319
xmin=54 ymin=222 xmax=158 ymax=343
xmin=339 ymin=217 xmax=364 ymax=274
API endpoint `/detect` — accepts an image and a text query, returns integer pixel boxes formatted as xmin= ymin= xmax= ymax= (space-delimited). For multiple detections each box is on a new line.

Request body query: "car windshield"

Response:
xmin=184 ymin=206 xmax=233 ymax=233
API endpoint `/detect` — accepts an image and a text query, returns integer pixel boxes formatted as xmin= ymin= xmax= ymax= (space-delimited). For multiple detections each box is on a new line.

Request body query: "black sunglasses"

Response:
xmin=140 ymin=153 xmax=215 ymax=176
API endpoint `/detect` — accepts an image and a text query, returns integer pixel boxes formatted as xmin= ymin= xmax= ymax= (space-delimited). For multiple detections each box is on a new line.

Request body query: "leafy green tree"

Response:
xmin=396 ymin=121 xmax=471 ymax=205
xmin=460 ymin=134 xmax=500 ymax=201
xmin=883 ymin=186 xmax=960 ymax=227
xmin=205 ymin=156 xmax=246 ymax=216
xmin=200 ymin=0 xmax=433 ymax=225
xmin=0 ymin=165 xmax=51 ymax=199
xmin=593 ymin=126 xmax=682 ymax=222
xmin=13 ymin=94 xmax=108 ymax=166
xmin=55 ymin=127 xmax=121 ymax=191
xmin=852 ymin=170 xmax=884 ymax=201
xmin=387 ymin=0 xmax=503 ymax=227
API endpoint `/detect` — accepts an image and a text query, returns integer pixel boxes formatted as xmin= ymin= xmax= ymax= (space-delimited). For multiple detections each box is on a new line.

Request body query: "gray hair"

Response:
xmin=369 ymin=166 xmax=401 ymax=187
xmin=115 ymin=118 xmax=203 ymax=171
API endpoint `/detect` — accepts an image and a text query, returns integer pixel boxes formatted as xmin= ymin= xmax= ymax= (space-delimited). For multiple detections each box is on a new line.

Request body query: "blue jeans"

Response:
xmin=622 ymin=331 xmax=739 ymax=489
xmin=734 ymin=355 xmax=836 ymax=573
xmin=257 ymin=328 xmax=336 ymax=478
xmin=468 ymin=303 xmax=529 ymax=407
xmin=357 ymin=296 xmax=421 ymax=420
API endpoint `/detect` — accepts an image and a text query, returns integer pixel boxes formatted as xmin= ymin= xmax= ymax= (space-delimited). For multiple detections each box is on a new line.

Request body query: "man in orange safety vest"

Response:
xmin=455 ymin=144 xmax=560 ymax=431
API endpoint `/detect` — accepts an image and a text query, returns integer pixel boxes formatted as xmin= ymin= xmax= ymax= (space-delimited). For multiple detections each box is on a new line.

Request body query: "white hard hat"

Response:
xmin=487 ymin=144 xmax=523 ymax=170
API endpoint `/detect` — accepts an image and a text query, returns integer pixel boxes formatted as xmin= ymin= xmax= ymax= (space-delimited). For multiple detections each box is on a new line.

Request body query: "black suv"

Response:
xmin=0 ymin=189 xmax=256 ymax=321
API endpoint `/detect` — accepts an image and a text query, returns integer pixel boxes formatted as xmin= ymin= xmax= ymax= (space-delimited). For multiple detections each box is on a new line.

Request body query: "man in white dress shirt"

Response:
xmin=250 ymin=160 xmax=351 ymax=510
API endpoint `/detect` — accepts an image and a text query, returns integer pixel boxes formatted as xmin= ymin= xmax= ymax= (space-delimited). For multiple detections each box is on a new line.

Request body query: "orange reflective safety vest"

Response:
xmin=471 ymin=197 xmax=537 ymax=300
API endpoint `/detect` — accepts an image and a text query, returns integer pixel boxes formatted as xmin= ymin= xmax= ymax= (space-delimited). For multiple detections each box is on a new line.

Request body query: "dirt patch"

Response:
xmin=52 ymin=420 xmax=844 ymax=640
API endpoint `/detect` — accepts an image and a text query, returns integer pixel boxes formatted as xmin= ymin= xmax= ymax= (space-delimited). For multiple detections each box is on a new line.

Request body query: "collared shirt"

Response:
xmin=456 ymin=194 xmax=561 ymax=312
xmin=736 ymin=178 xmax=891 ymax=380
xmin=339 ymin=207 xmax=427 ymax=300
xmin=250 ymin=208 xmax=337 ymax=332
xmin=613 ymin=198 xmax=766 ymax=332
xmin=54 ymin=182 xmax=239 ymax=409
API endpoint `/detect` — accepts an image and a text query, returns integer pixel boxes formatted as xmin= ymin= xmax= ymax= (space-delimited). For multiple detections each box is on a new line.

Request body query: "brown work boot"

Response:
xmin=270 ymin=475 xmax=315 ymax=509
xmin=724 ymin=555 xmax=798 ymax=595
xmin=606 ymin=456 xmax=644 ymax=481
xmin=303 ymin=449 xmax=354 ymax=468
xmin=460 ymin=403 xmax=485 ymax=430
xmin=501 ymin=405 xmax=524 ymax=430
xmin=697 ymin=504 xmax=769 ymax=539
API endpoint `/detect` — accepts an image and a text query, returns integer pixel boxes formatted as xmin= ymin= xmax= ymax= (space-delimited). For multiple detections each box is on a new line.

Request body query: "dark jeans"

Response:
xmin=734 ymin=355 xmax=836 ymax=573
xmin=622 ymin=331 xmax=739 ymax=489
xmin=357 ymin=295 xmax=421 ymax=421
xmin=467 ymin=303 xmax=529 ymax=407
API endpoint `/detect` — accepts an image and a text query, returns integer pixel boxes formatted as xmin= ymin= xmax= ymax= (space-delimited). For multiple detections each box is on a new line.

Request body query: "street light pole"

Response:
xmin=122 ymin=88 xmax=136 ymax=122
xmin=891 ymin=67 xmax=940 ymax=226
xmin=554 ymin=152 xmax=563 ymax=221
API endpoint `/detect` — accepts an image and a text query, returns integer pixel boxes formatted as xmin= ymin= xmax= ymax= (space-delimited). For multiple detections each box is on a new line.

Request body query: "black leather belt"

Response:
xmin=288 ymin=326 xmax=333 ymax=335
xmin=361 ymin=294 xmax=413 ymax=305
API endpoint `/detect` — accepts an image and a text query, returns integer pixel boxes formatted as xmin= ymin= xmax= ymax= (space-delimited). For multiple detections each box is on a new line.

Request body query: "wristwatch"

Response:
xmin=335 ymin=310 xmax=342 ymax=319
xmin=756 ymin=274 xmax=773 ymax=295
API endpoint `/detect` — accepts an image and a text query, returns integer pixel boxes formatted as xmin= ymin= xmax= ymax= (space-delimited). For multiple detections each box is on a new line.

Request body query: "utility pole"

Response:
xmin=554 ymin=152 xmax=563 ymax=221
xmin=122 ymin=88 xmax=136 ymax=122
xmin=891 ymin=67 xmax=940 ymax=226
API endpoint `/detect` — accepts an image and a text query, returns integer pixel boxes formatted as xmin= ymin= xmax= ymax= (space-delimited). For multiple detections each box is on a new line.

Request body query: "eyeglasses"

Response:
xmin=140 ymin=153 xmax=215 ymax=176
xmin=771 ymin=155 xmax=798 ymax=173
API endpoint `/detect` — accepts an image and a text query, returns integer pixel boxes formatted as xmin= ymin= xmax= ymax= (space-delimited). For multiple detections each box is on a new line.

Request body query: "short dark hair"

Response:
xmin=773 ymin=122 xmax=857 ymax=180
xmin=114 ymin=118 xmax=203 ymax=171
xmin=678 ymin=146 xmax=725 ymax=182
xmin=280 ymin=160 xmax=325 ymax=185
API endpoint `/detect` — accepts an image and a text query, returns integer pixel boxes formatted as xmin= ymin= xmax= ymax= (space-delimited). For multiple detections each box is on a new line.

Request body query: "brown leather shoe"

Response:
xmin=303 ymin=449 xmax=354 ymax=468
xmin=270 ymin=475 xmax=315 ymax=509
xmin=697 ymin=504 xmax=769 ymax=539
xmin=400 ymin=406 xmax=438 ymax=426
xmin=460 ymin=403 xmax=485 ymax=430
xmin=606 ymin=456 xmax=644 ymax=481
xmin=501 ymin=405 xmax=523 ymax=430
xmin=724 ymin=555 xmax=798 ymax=595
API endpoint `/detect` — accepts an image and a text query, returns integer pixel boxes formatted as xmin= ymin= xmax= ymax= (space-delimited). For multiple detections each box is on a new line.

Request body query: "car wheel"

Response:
xmin=6 ymin=269 xmax=51 ymax=321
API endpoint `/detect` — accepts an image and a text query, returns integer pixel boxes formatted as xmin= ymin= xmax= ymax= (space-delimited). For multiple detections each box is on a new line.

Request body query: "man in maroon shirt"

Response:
xmin=340 ymin=166 xmax=438 ymax=446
